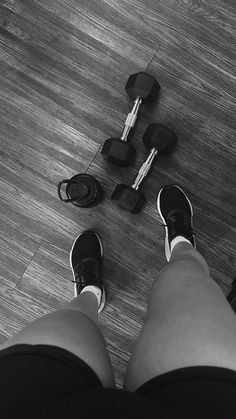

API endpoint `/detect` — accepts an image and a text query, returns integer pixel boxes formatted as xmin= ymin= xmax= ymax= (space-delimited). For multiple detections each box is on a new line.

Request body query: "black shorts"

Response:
xmin=1 ymin=344 xmax=236 ymax=418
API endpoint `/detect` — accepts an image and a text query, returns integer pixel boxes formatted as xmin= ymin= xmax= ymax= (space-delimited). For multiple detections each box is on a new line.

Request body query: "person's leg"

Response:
xmin=125 ymin=185 xmax=236 ymax=391
xmin=0 ymin=231 xmax=115 ymax=388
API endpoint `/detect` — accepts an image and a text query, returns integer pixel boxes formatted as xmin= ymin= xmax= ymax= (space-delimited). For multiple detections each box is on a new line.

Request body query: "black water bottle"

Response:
xmin=57 ymin=174 xmax=104 ymax=208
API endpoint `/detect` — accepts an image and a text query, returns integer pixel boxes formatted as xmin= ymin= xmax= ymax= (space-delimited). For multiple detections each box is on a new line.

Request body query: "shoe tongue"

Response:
xmin=76 ymin=259 xmax=99 ymax=281
xmin=79 ymin=257 xmax=100 ymax=265
xmin=168 ymin=209 xmax=190 ymax=238
xmin=168 ymin=208 xmax=185 ymax=220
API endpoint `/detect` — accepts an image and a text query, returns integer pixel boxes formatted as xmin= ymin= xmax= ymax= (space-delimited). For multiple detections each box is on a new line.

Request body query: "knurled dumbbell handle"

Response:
xmin=132 ymin=147 xmax=158 ymax=190
xmin=120 ymin=97 xmax=142 ymax=141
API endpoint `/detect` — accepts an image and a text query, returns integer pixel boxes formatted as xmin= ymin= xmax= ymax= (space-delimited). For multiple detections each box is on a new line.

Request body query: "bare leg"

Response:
xmin=0 ymin=291 xmax=115 ymax=388
xmin=125 ymin=242 xmax=236 ymax=391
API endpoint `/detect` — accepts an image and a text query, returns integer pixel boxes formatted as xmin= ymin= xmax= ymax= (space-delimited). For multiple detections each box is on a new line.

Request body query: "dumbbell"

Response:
xmin=111 ymin=124 xmax=178 ymax=213
xmin=101 ymin=72 xmax=160 ymax=166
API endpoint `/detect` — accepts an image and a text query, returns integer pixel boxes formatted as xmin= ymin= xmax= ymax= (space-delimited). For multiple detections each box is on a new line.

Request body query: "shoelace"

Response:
xmin=71 ymin=261 xmax=99 ymax=285
xmin=162 ymin=211 xmax=195 ymax=239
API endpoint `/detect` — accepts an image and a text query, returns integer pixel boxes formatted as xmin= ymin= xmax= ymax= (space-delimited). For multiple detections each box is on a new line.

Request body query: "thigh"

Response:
xmin=125 ymin=256 xmax=236 ymax=391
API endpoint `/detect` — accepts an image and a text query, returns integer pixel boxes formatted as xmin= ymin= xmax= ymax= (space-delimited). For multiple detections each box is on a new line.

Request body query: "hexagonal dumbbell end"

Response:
xmin=111 ymin=184 xmax=146 ymax=214
xmin=101 ymin=138 xmax=136 ymax=166
xmin=142 ymin=124 xmax=178 ymax=153
xmin=125 ymin=72 xmax=160 ymax=104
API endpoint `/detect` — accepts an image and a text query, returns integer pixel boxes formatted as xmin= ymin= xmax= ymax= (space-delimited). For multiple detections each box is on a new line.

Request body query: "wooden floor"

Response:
xmin=0 ymin=0 xmax=235 ymax=388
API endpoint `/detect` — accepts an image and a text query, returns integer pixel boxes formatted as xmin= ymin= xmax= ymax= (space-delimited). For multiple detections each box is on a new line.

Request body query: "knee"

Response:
xmin=171 ymin=249 xmax=210 ymax=275
xmin=151 ymin=259 xmax=216 ymax=299
xmin=158 ymin=255 xmax=209 ymax=281
xmin=156 ymin=260 xmax=201 ymax=284
xmin=151 ymin=259 xmax=224 ymax=306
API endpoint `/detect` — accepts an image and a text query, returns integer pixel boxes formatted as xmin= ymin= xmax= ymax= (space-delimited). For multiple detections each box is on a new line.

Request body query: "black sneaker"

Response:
xmin=157 ymin=184 xmax=196 ymax=261
xmin=69 ymin=231 xmax=106 ymax=313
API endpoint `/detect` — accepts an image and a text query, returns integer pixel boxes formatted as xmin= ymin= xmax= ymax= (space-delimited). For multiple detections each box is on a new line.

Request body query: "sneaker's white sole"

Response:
xmin=69 ymin=232 xmax=106 ymax=313
xmin=157 ymin=185 xmax=194 ymax=262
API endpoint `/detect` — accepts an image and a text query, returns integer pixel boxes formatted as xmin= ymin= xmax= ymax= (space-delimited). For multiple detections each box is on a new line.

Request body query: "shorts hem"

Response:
xmin=0 ymin=343 xmax=103 ymax=388
xmin=135 ymin=365 xmax=236 ymax=396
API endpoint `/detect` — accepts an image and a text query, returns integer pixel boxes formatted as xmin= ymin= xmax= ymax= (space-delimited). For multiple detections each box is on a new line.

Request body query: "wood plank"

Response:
xmin=0 ymin=0 xmax=159 ymax=146
xmin=0 ymin=99 xmax=100 ymax=182
xmin=0 ymin=214 xmax=40 ymax=286
xmin=0 ymin=278 xmax=53 ymax=345
xmin=17 ymin=240 xmax=74 ymax=308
